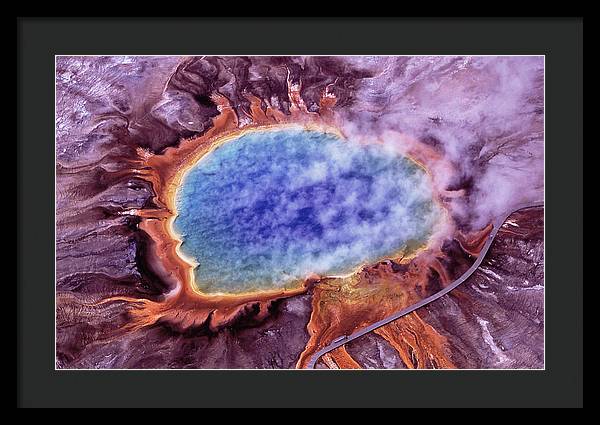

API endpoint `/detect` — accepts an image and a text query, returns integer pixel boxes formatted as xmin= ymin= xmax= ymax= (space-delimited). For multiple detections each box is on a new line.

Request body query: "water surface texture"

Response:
xmin=174 ymin=129 xmax=442 ymax=294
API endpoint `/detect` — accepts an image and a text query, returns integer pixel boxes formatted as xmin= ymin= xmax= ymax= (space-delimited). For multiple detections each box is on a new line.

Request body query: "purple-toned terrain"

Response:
xmin=56 ymin=56 xmax=544 ymax=369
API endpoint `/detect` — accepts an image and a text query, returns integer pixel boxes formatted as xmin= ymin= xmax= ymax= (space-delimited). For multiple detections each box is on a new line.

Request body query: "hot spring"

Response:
xmin=173 ymin=128 xmax=443 ymax=294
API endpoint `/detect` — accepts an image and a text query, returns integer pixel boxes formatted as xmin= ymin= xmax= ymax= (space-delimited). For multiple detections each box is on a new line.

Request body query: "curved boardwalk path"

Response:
xmin=306 ymin=203 xmax=544 ymax=369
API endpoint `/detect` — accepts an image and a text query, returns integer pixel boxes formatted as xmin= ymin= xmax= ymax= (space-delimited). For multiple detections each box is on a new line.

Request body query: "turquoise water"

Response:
xmin=173 ymin=128 xmax=441 ymax=294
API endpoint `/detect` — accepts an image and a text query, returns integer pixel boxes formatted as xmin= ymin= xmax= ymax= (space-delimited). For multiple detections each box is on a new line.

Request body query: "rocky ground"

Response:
xmin=326 ymin=206 xmax=544 ymax=369
xmin=55 ymin=56 xmax=544 ymax=369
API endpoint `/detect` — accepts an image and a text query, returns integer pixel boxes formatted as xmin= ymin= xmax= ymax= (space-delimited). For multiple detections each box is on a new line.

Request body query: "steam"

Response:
xmin=174 ymin=129 xmax=442 ymax=292
xmin=338 ymin=56 xmax=544 ymax=228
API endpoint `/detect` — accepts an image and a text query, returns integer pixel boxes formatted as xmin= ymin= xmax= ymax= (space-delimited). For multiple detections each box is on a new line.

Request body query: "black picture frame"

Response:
xmin=18 ymin=17 xmax=583 ymax=408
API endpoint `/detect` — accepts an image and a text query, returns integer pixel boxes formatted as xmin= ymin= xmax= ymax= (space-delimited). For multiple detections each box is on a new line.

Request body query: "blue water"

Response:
xmin=174 ymin=128 xmax=441 ymax=294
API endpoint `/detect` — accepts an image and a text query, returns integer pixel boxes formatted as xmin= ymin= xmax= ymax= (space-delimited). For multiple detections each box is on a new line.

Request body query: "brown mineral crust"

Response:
xmin=336 ymin=206 xmax=544 ymax=369
xmin=455 ymin=222 xmax=494 ymax=256
xmin=373 ymin=312 xmax=456 ymax=369
xmin=322 ymin=346 xmax=362 ymax=369
xmin=295 ymin=226 xmax=484 ymax=369
xmin=164 ymin=56 xmax=373 ymax=125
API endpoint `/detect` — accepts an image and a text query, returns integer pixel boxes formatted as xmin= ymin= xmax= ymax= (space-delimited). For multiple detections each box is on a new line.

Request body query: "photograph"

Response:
xmin=55 ymin=55 xmax=546 ymax=370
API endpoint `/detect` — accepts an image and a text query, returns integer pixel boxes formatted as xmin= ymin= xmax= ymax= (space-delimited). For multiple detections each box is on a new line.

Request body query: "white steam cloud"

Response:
xmin=338 ymin=56 xmax=544 ymax=228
